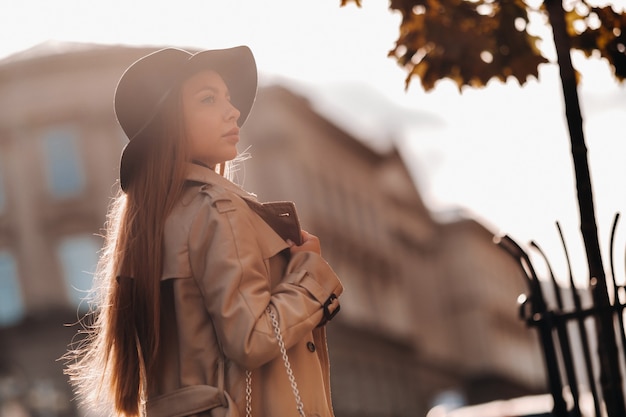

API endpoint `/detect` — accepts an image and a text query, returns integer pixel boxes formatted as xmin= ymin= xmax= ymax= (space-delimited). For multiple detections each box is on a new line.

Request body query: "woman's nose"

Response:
xmin=226 ymin=101 xmax=241 ymax=122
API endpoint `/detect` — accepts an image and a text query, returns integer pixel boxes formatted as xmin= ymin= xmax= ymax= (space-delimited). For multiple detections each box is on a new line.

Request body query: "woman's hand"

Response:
xmin=288 ymin=230 xmax=321 ymax=255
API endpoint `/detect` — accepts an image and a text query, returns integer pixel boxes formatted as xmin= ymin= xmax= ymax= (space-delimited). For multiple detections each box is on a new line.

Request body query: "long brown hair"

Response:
xmin=65 ymin=88 xmax=189 ymax=416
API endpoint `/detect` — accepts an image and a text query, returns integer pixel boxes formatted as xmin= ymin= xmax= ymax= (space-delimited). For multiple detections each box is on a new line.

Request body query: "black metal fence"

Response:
xmin=497 ymin=216 xmax=626 ymax=417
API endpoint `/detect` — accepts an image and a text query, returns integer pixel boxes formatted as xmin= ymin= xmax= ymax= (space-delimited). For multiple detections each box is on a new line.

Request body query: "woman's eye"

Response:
xmin=201 ymin=95 xmax=216 ymax=104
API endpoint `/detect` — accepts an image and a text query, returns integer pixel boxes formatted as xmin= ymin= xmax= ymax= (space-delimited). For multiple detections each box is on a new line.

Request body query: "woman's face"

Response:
xmin=181 ymin=70 xmax=241 ymax=168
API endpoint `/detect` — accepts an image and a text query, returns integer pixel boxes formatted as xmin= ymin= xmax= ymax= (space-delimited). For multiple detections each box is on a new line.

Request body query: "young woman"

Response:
xmin=65 ymin=46 xmax=343 ymax=417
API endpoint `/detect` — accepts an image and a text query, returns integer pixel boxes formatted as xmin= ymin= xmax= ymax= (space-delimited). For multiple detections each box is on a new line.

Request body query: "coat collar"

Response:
xmin=184 ymin=162 xmax=257 ymax=201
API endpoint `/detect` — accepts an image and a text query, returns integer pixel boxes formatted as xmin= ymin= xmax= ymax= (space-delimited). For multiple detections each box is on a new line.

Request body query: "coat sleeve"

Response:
xmin=187 ymin=190 xmax=343 ymax=370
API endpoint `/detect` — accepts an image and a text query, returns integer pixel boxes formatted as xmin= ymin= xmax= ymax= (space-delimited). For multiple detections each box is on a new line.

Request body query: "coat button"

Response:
xmin=306 ymin=341 xmax=316 ymax=352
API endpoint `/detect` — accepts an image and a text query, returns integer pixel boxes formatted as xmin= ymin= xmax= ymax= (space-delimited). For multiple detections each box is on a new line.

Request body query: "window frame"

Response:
xmin=57 ymin=234 xmax=101 ymax=310
xmin=0 ymin=249 xmax=24 ymax=326
xmin=41 ymin=125 xmax=86 ymax=199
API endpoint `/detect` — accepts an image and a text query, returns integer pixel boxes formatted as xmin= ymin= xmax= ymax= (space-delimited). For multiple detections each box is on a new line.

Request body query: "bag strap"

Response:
xmin=246 ymin=306 xmax=305 ymax=417
xmin=245 ymin=370 xmax=252 ymax=417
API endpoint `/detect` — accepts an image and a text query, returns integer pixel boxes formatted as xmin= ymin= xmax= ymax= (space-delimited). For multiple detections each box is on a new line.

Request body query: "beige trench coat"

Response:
xmin=146 ymin=163 xmax=343 ymax=417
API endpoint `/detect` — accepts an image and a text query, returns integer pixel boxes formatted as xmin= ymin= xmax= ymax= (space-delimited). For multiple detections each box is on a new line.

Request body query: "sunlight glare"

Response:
xmin=480 ymin=50 xmax=494 ymax=63
xmin=514 ymin=17 xmax=527 ymax=31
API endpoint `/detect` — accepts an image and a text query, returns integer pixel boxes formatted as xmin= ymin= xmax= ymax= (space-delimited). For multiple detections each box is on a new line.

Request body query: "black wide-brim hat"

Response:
xmin=115 ymin=46 xmax=257 ymax=192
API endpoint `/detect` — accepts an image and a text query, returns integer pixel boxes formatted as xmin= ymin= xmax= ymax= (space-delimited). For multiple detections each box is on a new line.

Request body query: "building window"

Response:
xmin=0 ymin=250 xmax=24 ymax=326
xmin=0 ymin=160 xmax=5 ymax=212
xmin=58 ymin=235 xmax=100 ymax=309
xmin=42 ymin=126 xmax=85 ymax=198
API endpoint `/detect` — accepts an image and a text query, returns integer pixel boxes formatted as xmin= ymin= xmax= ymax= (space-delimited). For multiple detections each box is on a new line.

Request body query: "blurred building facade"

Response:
xmin=0 ymin=43 xmax=544 ymax=417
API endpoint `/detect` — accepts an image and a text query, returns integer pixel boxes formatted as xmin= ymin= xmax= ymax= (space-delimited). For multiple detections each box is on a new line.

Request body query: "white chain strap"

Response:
xmin=245 ymin=306 xmax=306 ymax=417
xmin=245 ymin=370 xmax=252 ymax=417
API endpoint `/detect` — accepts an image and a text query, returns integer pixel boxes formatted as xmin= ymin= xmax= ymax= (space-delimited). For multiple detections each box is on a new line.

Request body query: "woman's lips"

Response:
xmin=223 ymin=127 xmax=240 ymax=143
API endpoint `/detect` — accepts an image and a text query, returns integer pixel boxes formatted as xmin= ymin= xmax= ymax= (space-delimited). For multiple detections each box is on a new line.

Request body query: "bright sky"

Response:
xmin=2 ymin=0 xmax=626 ymax=286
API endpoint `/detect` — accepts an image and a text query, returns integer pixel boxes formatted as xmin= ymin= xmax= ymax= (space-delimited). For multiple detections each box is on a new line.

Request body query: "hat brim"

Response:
xmin=118 ymin=46 xmax=257 ymax=192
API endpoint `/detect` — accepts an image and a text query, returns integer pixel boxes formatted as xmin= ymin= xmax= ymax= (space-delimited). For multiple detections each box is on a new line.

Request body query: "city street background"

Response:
xmin=2 ymin=0 xmax=626 ymax=282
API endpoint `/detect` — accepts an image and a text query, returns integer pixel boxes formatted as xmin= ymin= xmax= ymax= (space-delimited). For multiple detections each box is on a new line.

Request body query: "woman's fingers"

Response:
xmin=290 ymin=230 xmax=321 ymax=255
